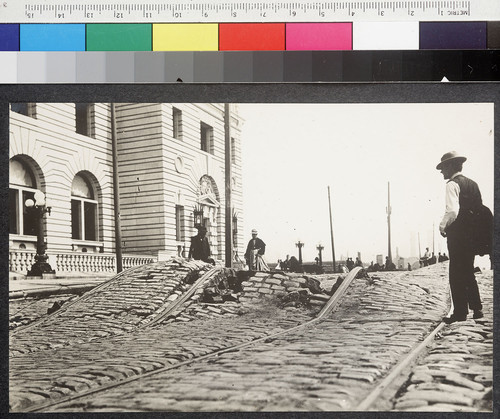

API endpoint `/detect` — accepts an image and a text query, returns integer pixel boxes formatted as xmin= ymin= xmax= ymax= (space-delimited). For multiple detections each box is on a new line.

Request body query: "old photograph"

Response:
xmin=8 ymin=98 xmax=494 ymax=412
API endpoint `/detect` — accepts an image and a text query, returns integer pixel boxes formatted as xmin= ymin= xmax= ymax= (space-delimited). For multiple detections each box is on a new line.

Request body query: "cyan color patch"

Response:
xmin=20 ymin=24 xmax=85 ymax=51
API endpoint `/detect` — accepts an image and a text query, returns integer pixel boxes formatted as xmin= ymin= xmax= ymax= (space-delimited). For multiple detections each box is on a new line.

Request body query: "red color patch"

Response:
xmin=219 ymin=23 xmax=285 ymax=51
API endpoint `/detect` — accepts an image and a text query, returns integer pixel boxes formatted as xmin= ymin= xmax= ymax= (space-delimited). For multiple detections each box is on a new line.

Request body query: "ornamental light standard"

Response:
xmin=316 ymin=243 xmax=324 ymax=267
xmin=25 ymin=190 xmax=55 ymax=277
xmin=295 ymin=240 xmax=304 ymax=265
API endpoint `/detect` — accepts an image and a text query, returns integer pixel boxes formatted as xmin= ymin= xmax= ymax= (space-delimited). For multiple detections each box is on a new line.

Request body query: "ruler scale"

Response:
xmin=3 ymin=1 xmax=499 ymax=23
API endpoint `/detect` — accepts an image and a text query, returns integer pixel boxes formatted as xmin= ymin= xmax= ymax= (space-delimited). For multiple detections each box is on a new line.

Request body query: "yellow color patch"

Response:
xmin=153 ymin=24 xmax=219 ymax=51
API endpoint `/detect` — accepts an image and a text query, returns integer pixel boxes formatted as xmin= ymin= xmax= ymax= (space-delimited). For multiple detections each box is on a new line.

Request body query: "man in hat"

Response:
xmin=437 ymin=151 xmax=483 ymax=324
xmin=188 ymin=225 xmax=212 ymax=263
xmin=244 ymin=229 xmax=267 ymax=271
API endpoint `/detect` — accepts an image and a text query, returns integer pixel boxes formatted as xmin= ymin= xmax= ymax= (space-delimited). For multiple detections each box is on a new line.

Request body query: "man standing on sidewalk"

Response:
xmin=244 ymin=229 xmax=269 ymax=271
xmin=437 ymin=151 xmax=483 ymax=324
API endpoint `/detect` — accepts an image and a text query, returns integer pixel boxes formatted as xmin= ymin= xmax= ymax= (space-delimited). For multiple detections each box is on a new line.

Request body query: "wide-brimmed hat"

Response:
xmin=196 ymin=225 xmax=207 ymax=232
xmin=251 ymin=229 xmax=258 ymax=234
xmin=436 ymin=151 xmax=467 ymax=170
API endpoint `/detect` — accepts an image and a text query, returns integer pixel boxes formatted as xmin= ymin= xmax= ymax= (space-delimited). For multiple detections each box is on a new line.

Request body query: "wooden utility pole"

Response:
xmin=432 ymin=222 xmax=435 ymax=254
xmin=328 ymin=186 xmax=336 ymax=273
xmin=111 ymin=103 xmax=123 ymax=273
xmin=418 ymin=232 xmax=422 ymax=259
xmin=386 ymin=181 xmax=392 ymax=264
xmin=224 ymin=103 xmax=233 ymax=268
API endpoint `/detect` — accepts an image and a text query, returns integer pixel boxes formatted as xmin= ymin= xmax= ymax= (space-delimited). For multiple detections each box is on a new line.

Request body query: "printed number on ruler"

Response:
xmin=2 ymin=0 xmax=499 ymax=22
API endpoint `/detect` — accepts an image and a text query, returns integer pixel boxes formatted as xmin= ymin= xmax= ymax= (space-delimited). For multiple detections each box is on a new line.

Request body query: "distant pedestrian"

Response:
xmin=437 ymin=151 xmax=486 ymax=324
xmin=385 ymin=256 xmax=396 ymax=271
xmin=281 ymin=255 xmax=290 ymax=271
xmin=421 ymin=247 xmax=431 ymax=267
xmin=355 ymin=257 xmax=363 ymax=267
xmin=288 ymin=256 xmax=302 ymax=273
xmin=188 ymin=225 xmax=213 ymax=263
xmin=244 ymin=229 xmax=269 ymax=272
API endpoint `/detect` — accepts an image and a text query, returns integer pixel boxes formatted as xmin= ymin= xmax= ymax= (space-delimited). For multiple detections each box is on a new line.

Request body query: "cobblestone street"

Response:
xmin=9 ymin=261 xmax=493 ymax=413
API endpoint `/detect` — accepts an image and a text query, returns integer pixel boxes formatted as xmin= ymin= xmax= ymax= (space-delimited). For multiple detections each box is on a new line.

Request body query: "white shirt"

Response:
xmin=439 ymin=172 xmax=461 ymax=235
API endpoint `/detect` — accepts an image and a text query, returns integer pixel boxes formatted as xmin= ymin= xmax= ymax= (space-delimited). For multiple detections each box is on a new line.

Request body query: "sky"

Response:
xmin=238 ymin=103 xmax=494 ymax=266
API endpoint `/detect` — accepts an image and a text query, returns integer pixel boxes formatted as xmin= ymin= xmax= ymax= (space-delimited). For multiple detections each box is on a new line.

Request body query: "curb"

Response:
xmin=9 ymin=284 xmax=98 ymax=300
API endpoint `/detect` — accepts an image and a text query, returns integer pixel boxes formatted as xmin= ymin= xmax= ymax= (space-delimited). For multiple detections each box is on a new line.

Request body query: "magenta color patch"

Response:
xmin=286 ymin=23 xmax=352 ymax=51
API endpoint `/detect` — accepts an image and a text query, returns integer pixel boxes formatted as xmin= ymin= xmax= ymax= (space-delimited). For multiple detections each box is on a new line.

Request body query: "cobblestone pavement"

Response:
xmin=10 ymin=294 xmax=78 ymax=330
xmin=9 ymin=262 xmax=493 ymax=413
xmin=10 ymin=258 xmax=211 ymax=356
xmin=389 ymin=269 xmax=494 ymax=412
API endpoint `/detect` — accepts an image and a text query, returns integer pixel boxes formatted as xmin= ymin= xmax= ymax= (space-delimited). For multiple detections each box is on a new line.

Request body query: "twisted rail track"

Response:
xmin=20 ymin=266 xmax=456 ymax=413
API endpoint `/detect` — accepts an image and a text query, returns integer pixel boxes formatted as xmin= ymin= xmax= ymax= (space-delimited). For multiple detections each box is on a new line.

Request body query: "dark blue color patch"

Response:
xmin=0 ymin=24 xmax=20 ymax=51
xmin=420 ymin=22 xmax=487 ymax=50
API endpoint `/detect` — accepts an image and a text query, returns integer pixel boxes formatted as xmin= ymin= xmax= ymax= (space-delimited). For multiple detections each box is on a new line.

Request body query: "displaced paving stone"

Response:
xmin=399 ymin=390 xmax=473 ymax=406
xmin=407 ymin=382 xmax=484 ymax=400
xmin=394 ymin=399 xmax=429 ymax=409
xmin=10 ymin=264 xmax=492 ymax=413
xmin=444 ymin=372 xmax=485 ymax=391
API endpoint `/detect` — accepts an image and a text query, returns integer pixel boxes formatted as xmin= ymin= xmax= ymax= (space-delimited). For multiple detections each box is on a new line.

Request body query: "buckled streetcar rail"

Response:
xmin=19 ymin=266 xmax=458 ymax=413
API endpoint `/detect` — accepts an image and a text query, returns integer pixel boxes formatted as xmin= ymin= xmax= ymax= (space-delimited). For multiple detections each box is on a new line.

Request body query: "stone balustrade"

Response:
xmin=9 ymin=250 xmax=157 ymax=274
xmin=9 ymin=251 xmax=36 ymax=274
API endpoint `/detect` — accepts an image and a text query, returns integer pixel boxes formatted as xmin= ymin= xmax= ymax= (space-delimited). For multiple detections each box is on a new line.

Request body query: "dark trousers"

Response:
xmin=447 ymin=236 xmax=482 ymax=317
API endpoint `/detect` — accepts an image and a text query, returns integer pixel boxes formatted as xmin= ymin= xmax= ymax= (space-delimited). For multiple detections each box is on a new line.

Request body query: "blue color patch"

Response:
xmin=20 ymin=24 xmax=86 ymax=51
xmin=419 ymin=22 xmax=487 ymax=50
xmin=0 ymin=24 xmax=20 ymax=51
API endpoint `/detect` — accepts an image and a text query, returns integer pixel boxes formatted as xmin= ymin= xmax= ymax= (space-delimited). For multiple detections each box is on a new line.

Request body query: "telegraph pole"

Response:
xmin=224 ymin=103 xmax=233 ymax=268
xmin=386 ymin=181 xmax=392 ymax=264
xmin=432 ymin=222 xmax=435 ymax=255
xmin=111 ymin=103 xmax=123 ymax=273
xmin=418 ymin=232 xmax=422 ymax=259
xmin=328 ymin=186 xmax=336 ymax=273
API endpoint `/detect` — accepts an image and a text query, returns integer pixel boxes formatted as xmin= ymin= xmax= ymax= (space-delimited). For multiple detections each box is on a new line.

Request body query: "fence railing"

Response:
xmin=9 ymin=250 xmax=157 ymax=274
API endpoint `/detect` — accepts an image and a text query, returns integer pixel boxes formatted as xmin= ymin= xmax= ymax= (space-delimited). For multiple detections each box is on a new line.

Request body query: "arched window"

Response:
xmin=71 ymin=174 xmax=98 ymax=241
xmin=9 ymin=158 xmax=37 ymax=236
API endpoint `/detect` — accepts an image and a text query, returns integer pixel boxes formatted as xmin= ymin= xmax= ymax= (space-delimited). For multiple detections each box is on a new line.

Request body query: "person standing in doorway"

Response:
xmin=188 ymin=225 xmax=212 ymax=263
xmin=437 ymin=151 xmax=483 ymax=324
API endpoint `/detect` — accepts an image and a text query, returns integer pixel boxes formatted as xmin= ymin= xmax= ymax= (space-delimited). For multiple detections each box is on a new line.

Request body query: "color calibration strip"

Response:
xmin=1 ymin=22 xmax=499 ymax=83
xmin=1 ymin=22 xmax=499 ymax=51
xmin=1 ymin=50 xmax=499 ymax=83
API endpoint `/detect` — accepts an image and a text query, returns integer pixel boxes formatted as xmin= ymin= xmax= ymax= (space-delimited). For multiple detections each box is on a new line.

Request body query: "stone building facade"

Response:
xmin=9 ymin=103 xmax=244 ymax=274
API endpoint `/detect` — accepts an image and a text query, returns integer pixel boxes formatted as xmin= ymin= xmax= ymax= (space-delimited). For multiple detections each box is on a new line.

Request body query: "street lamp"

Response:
xmin=193 ymin=204 xmax=204 ymax=227
xmin=316 ymin=243 xmax=324 ymax=267
xmin=25 ymin=190 xmax=55 ymax=277
xmin=295 ymin=240 xmax=304 ymax=265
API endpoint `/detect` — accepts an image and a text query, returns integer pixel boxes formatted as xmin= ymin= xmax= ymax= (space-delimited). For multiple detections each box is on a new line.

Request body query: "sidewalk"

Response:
xmin=9 ymin=272 xmax=113 ymax=299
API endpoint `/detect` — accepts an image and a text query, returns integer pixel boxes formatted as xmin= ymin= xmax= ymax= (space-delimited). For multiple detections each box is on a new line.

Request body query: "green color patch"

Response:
xmin=86 ymin=24 xmax=152 ymax=51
